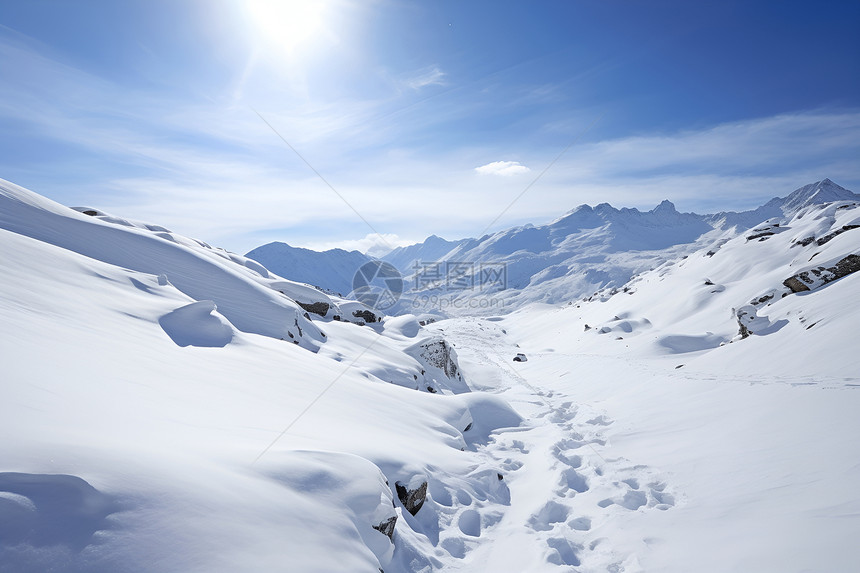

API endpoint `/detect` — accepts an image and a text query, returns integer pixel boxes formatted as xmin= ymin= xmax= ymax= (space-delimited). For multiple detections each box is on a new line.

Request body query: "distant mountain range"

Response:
xmin=246 ymin=179 xmax=859 ymax=314
xmin=245 ymin=243 xmax=371 ymax=297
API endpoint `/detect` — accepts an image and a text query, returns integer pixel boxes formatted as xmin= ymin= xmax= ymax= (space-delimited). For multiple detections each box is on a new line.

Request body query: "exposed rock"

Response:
xmin=418 ymin=339 xmax=462 ymax=381
xmin=816 ymin=224 xmax=860 ymax=246
xmin=751 ymin=293 xmax=774 ymax=305
xmin=736 ymin=309 xmax=752 ymax=339
xmin=395 ymin=479 xmax=427 ymax=516
xmin=372 ymin=515 xmax=397 ymax=540
xmin=735 ymin=305 xmax=771 ymax=339
xmin=352 ymin=309 xmax=378 ymax=323
xmin=513 ymin=353 xmax=528 ymax=362
xmin=747 ymin=231 xmax=775 ymax=241
xmin=298 ymin=301 xmax=327 ymax=317
xmin=792 ymin=236 xmax=815 ymax=248
xmin=783 ymin=254 xmax=860 ymax=293
xmin=833 ymin=254 xmax=860 ymax=276
xmin=783 ymin=276 xmax=810 ymax=293
xmin=81 ymin=209 xmax=98 ymax=216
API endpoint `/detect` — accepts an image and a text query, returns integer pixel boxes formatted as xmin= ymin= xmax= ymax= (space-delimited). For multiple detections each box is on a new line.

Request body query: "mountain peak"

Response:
xmin=652 ymin=199 xmax=676 ymax=213
xmin=780 ymin=178 xmax=858 ymax=213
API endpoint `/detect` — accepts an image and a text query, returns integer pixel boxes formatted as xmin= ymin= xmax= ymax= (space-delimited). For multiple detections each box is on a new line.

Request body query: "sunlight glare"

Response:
xmin=246 ymin=0 xmax=327 ymax=54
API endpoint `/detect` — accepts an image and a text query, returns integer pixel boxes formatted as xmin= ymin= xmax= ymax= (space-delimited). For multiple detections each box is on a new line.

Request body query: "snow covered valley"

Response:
xmin=2 ymin=177 xmax=859 ymax=572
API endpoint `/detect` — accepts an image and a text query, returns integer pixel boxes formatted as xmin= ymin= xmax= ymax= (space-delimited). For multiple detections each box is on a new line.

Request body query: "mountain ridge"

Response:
xmin=244 ymin=179 xmax=858 ymax=315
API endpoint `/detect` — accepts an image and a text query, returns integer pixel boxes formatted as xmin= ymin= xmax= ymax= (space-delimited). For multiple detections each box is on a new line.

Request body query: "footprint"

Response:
xmin=547 ymin=537 xmax=582 ymax=567
xmin=559 ymin=468 xmax=589 ymax=494
xmin=621 ymin=478 xmax=639 ymax=490
xmin=441 ymin=537 xmax=466 ymax=558
xmin=586 ymin=415 xmax=613 ymax=426
xmin=568 ymin=516 xmax=591 ymax=531
xmin=427 ymin=481 xmax=453 ymax=507
xmin=510 ymin=440 xmax=529 ymax=454
xmin=501 ymin=458 xmax=523 ymax=472
xmin=551 ymin=436 xmax=586 ymax=461
xmin=458 ymin=509 xmax=481 ymax=537
xmin=598 ymin=490 xmax=647 ymax=511
xmin=619 ymin=490 xmax=647 ymax=510
xmin=528 ymin=501 xmax=569 ymax=531
xmin=648 ymin=482 xmax=675 ymax=509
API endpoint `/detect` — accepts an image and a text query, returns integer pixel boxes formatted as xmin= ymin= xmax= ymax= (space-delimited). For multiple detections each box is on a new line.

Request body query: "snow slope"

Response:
xmin=2 ymin=177 xmax=858 ymax=572
xmin=417 ymin=195 xmax=860 ymax=571
xmin=0 ymin=178 xmax=520 ymax=572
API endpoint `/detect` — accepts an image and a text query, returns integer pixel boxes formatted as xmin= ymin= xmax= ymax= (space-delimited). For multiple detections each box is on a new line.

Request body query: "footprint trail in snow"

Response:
xmin=427 ymin=317 xmax=677 ymax=572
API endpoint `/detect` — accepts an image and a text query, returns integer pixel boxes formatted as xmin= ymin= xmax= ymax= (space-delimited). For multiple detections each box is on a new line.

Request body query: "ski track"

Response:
xmin=426 ymin=318 xmax=677 ymax=572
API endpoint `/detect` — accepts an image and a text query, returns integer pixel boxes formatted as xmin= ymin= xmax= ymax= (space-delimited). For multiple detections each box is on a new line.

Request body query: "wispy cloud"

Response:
xmin=475 ymin=160 xmax=531 ymax=176
xmin=305 ymin=233 xmax=410 ymax=257
xmin=1 ymin=27 xmax=858 ymax=254
xmin=405 ymin=66 xmax=446 ymax=90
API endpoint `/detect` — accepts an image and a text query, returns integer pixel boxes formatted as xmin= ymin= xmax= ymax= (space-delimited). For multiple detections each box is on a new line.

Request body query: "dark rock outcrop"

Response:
xmin=418 ymin=339 xmax=462 ymax=381
xmin=352 ymin=309 xmax=378 ymax=323
xmin=783 ymin=254 xmax=860 ymax=293
xmin=816 ymin=224 xmax=860 ymax=246
xmin=292 ymin=300 xmax=330 ymax=317
xmin=783 ymin=276 xmax=811 ymax=293
xmin=736 ymin=308 xmax=753 ymax=339
xmin=372 ymin=515 xmax=397 ymax=540
xmin=395 ymin=479 xmax=427 ymax=516
xmin=747 ymin=231 xmax=775 ymax=241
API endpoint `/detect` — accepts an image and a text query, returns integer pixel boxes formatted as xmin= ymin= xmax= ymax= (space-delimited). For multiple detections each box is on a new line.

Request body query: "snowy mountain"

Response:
xmin=241 ymin=179 xmax=858 ymax=317
xmin=375 ymin=179 xmax=860 ymax=315
xmin=246 ymin=241 xmax=373 ymax=297
xmin=2 ymin=176 xmax=858 ymax=572
xmin=704 ymin=177 xmax=860 ymax=229
xmin=382 ymin=234 xmax=467 ymax=277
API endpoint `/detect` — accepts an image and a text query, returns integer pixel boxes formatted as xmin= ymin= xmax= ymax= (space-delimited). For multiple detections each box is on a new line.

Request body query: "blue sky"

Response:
xmin=1 ymin=0 xmax=858 ymax=255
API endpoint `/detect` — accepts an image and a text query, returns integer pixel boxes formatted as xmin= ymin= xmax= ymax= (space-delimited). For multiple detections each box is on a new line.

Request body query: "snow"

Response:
xmin=245 ymin=241 xmax=372 ymax=297
xmin=371 ymin=179 xmax=860 ymax=316
xmin=2 ymin=177 xmax=859 ymax=572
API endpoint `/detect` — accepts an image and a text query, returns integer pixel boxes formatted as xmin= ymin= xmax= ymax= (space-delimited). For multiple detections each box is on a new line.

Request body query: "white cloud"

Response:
xmin=304 ymin=233 xmax=411 ymax=257
xmin=1 ymin=30 xmax=858 ymax=254
xmin=475 ymin=161 xmax=532 ymax=176
xmin=406 ymin=66 xmax=446 ymax=90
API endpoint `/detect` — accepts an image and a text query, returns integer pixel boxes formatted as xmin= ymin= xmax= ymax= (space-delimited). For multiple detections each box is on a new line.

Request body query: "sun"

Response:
xmin=245 ymin=0 xmax=328 ymax=55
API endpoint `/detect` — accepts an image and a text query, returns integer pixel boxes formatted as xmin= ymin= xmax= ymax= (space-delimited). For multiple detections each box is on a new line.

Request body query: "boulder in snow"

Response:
xmin=395 ymin=477 xmax=427 ymax=516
